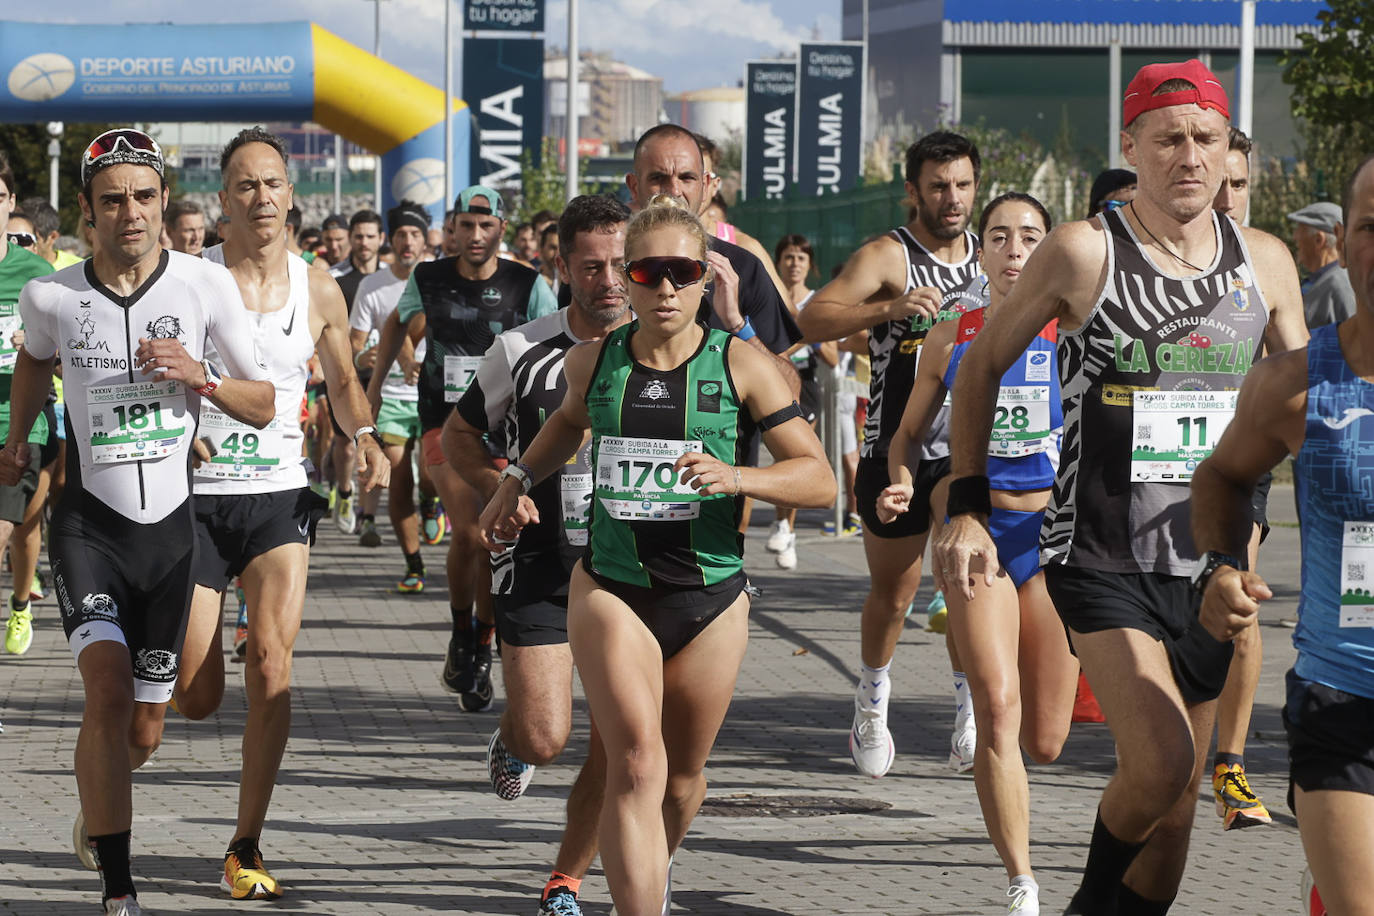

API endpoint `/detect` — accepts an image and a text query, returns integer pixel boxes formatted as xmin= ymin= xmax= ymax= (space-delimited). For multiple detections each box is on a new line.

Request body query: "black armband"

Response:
xmin=758 ymin=401 xmax=803 ymax=431
xmin=946 ymin=475 xmax=992 ymax=517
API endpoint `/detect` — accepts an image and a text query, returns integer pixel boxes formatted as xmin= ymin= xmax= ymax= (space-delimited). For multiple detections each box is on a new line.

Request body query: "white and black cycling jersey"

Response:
xmin=194 ymin=245 xmax=314 ymax=495
xmin=19 ymin=249 xmax=269 ymax=523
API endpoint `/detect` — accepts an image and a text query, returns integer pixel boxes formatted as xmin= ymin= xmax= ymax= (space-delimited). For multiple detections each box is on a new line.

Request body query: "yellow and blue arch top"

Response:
xmin=0 ymin=20 xmax=470 ymax=219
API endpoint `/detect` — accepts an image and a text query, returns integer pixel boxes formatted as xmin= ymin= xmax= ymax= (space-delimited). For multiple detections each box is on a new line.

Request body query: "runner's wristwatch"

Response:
xmin=1191 ymin=550 xmax=1242 ymax=594
xmin=195 ymin=360 xmax=222 ymax=397
xmin=353 ymin=425 xmax=383 ymax=448
xmin=499 ymin=462 xmax=534 ymax=494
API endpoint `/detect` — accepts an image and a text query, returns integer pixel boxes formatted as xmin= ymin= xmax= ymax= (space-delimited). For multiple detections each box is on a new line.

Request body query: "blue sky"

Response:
xmin=31 ymin=0 xmax=840 ymax=93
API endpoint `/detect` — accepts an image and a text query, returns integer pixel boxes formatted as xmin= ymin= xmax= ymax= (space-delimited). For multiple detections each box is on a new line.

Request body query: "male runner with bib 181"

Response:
xmin=0 ymin=128 xmax=275 ymax=916
xmin=935 ymin=61 xmax=1306 ymax=914
xmin=167 ymin=127 xmax=389 ymax=902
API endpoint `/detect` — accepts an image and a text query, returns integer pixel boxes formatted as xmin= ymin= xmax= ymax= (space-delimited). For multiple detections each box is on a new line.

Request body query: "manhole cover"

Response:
xmin=697 ymin=794 xmax=891 ymax=817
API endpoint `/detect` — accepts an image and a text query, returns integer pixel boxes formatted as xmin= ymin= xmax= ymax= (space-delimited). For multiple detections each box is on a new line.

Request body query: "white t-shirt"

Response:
xmin=19 ymin=250 xmax=269 ymax=522
xmin=194 ymin=245 xmax=315 ymax=494
xmin=350 ymin=267 xmax=425 ymax=403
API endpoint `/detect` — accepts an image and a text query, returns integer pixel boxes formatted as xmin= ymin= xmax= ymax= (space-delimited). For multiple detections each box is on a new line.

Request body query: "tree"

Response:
xmin=1 ymin=123 xmax=121 ymax=236
xmin=1281 ymin=0 xmax=1374 ymax=197
xmin=507 ymin=138 xmax=606 ymax=234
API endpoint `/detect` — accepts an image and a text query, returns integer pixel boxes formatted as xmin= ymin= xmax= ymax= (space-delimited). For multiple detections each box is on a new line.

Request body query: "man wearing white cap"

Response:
xmin=1289 ymin=201 xmax=1356 ymax=329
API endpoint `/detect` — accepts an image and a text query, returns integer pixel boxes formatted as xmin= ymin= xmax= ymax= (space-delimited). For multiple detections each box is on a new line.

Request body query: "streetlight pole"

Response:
xmin=444 ymin=0 xmax=453 ymax=211
xmin=373 ymin=0 xmax=385 ymax=209
xmin=46 ymin=121 xmax=62 ymax=209
xmin=565 ymin=0 xmax=579 ymax=202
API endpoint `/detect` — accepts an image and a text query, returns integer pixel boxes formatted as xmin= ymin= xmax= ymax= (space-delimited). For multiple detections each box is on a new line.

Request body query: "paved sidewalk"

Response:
xmin=1 ymin=489 xmax=1307 ymax=915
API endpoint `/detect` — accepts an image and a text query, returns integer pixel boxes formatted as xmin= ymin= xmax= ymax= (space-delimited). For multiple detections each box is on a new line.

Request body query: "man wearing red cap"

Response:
xmin=935 ymin=60 xmax=1307 ymax=914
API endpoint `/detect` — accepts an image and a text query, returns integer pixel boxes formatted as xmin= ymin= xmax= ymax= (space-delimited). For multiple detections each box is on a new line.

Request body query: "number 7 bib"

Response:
xmin=1130 ymin=390 xmax=1238 ymax=482
xmin=595 ymin=436 xmax=705 ymax=521
xmin=87 ymin=380 xmax=188 ymax=464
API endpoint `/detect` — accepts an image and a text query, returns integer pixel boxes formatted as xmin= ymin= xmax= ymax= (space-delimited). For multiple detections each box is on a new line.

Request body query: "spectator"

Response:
xmin=165 ymin=199 xmax=206 ymax=255
xmin=1289 ymin=201 xmax=1356 ymax=329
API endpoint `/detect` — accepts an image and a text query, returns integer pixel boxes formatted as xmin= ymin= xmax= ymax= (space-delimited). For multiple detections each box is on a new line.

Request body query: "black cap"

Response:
xmin=1088 ymin=169 xmax=1137 ymax=216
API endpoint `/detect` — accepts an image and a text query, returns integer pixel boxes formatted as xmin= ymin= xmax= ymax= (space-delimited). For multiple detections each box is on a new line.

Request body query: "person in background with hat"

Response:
xmin=367 ymin=185 xmax=557 ymax=713
xmin=934 ymin=58 xmax=1307 ymax=914
xmin=1087 ymin=168 xmax=1138 ymax=218
xmin=1290 ymin=201 xmax=1356 ymax=330
xmin=348 ymin=200 xmax=441 ymax=582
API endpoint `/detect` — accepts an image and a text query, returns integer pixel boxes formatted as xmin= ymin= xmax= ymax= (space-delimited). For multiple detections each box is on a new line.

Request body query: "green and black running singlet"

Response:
xmin=586 ymin=322 xmax=744 ymax=589
xmin=1043 ymin=208 xmax=1269 ymax=576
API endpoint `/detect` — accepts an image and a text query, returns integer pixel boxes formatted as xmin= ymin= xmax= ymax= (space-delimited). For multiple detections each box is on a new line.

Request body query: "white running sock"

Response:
xmin=858 ymin=662 xmax=891 ymax=717
xmin=1010 ymin=875 xmax=1037 ymax=890
xmin=953 ymin=670 xmax=974 ymax=727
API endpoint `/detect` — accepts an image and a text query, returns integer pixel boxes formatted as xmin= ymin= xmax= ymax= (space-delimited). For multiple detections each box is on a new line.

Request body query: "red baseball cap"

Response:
xmin=1123 ymin=59 xmax=1229 ymax=127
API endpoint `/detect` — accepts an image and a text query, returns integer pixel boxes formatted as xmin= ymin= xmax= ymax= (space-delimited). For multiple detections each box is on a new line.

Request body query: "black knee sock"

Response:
xmin=359 ymin=513 xmax=374 ymax=524
xmin=1068 ymin=809 xmax=1147 ymax=914
xmin=404 ymin=551 xmax=424 ymax=573
xmin=93 ymin=830 xmax=135 ymax=902
xmin=1213 ymin=751 xmax=1243 ymax=769
xmin=451 ymin=606 xmax=472 ymax=636
xmin=1117 ymin=885 xmax=1174 ymax=916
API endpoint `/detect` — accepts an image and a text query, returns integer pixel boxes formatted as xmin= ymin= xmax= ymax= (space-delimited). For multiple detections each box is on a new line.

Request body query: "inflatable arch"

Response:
xmin=0 ymin=21 xmax=470 ymax=222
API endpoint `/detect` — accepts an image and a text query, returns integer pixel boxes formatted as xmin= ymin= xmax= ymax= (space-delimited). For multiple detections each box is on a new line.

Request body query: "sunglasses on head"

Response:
xmin=81 ymin=129 xmax=164 ymax=185
xmin=7 ymin=232 xmax=35 ymax=249
xmin=624 ymin=256 xmax=708 ymax=289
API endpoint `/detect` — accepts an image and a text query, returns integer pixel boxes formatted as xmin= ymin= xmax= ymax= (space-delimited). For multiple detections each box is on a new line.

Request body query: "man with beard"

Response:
xmin=368 ymin=185 xmax=557 ymax=712
xmin=444 ymin=195 xmax=631 ymax=915
xmin=798 ymin=131 xmax=984 ymax=778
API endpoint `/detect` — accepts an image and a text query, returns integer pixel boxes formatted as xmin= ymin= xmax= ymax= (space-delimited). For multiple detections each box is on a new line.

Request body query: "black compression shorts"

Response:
xmin=855 ymin=454 xmax=949 ymax=539
xmin=586 ymin=567 xmax=747 ymax=659
xmin=51 ymin=495 xmax=196 ymax=704
xmin=494 ymin=593 xmax=570 ymax=647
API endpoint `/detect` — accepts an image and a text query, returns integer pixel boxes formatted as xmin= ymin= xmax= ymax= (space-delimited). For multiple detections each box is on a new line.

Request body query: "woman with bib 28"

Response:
xmin=877 ymin=192 xmax=1077 ymax=916
xmin=479 ymin=198 xmax=833 ymax=914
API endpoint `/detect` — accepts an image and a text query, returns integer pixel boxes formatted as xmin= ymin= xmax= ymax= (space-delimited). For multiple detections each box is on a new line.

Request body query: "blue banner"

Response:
xmin=0 ymin=22 xmax=315 ymax=122
xmin=794 ymin=41 xmax=865 ymax=197
xmin=743 ymin=61 xmax=797 ymax=202
xmin=463 ymin=0 xmax=545 ymax=32
xmin=462 ymin=0 xmax=545 ymax=192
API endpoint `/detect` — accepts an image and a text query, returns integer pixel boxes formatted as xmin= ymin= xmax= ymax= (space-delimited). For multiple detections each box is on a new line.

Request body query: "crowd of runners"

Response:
xmin=0 ymin=55 xmax=1371 ymax=916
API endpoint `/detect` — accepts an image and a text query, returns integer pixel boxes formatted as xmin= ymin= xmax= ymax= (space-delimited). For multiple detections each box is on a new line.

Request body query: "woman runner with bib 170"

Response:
xmin=877 ymin=192 xmax=1077 ymax=916
xmin=479 ymin=197 xmax=834 ymax=915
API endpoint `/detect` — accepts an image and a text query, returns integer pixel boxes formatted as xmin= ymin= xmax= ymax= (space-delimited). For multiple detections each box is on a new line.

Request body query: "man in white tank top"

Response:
xmin=156 ymin=128 xmax=389 ymax=902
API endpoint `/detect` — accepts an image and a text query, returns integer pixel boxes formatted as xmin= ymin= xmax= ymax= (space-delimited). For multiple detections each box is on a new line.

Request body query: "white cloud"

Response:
xmin=546 ymin=0 xmax=819 ymax=55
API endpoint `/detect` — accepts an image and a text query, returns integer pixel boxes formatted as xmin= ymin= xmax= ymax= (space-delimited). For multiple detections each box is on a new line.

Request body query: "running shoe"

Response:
xmin=358 ymin=518 xmax=382 ymax=548
xmin=925 ymin=591 xmax=948 ymax=634
xmin=949 ymin=718 xmax=977 ymax=773
xmin=73 ymin=810 xmax=98 ymax=871
xmin=232 ymin=588 xmax=248 ymax=663
xmin=4 ymin=601 xmax=33 ymax=655
xmin=396 ymin=570 xmax=425 ymax=594
xmin=29 ymin=570 xmax=46 ymax=601
xmin=849 ymin=697 xmax=895 ymax=778
xmin=487 ymin=728 xmax=535 ymax=800
xmin=1212 ymin=762 xmax=1272 ymax=830
xmin=334 ymin=490 xmax=356 ymax=535
xmin=460 ymin=640 xmax=495 ymax=713
xmin=1070 ymin=671 xmax=1106 ymax=723
xmin=441 ymin=631 xmax=474 ymax=694
xmin=842 ymin=512 xmax=863 ymax=536
xmin=104 ymin=896 xmax=148 ymax=915
xmin=421 ymin=500 xmax=447 ymax=545
xmin=1302 ymin=867 xmax=1327 ymax=916
xmin=222 ymin=837 xmax=282 ymax=900
xmin=765 ymin=519 xmax=791 ymax=553
xmin=775 ymin=534 xmax=797 ymax=570
xmin=538 ymin=886 xmax=584 ymax=916
xmin=1007 ymin=880 xmax=1039 ymax=914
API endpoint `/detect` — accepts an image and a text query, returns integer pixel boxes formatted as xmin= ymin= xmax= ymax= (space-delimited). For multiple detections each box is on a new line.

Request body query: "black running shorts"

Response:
xmin=51 ymin=495 xmax=197 ymax=704
xmin=855 ymin=454 xmax=950 ymax=539
xmin=192 ymin=488 xmax=329 ymax=592
xmin=585 ymin=566 xmax=747 ymax=659
xmin=1284 ymin=670 xmax=1374 ymax=810
xmin=1044 ymin=564 xmax=1234 ymax=705
xmin=494 ymin=594 xmax=570 ymax=648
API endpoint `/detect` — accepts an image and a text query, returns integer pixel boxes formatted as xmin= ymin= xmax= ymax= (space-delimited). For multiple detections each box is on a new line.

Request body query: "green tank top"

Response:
xmin=586 ymin=321 xmax=744 ymax=587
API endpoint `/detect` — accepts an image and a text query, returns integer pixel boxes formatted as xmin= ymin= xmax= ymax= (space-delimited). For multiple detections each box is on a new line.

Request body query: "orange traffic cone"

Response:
xmin=1071 ymin=671 xmax=1105 ymax=723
